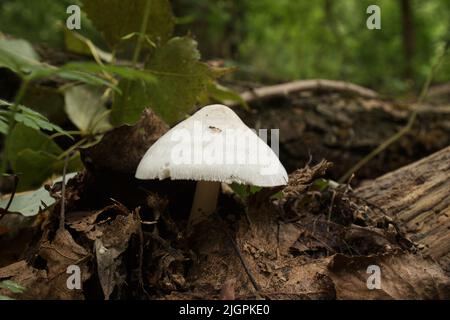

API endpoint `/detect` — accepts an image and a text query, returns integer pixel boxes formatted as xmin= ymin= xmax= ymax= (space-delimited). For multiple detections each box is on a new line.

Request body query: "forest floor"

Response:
xmin=0 ymin=83 xmax=449 ymax=300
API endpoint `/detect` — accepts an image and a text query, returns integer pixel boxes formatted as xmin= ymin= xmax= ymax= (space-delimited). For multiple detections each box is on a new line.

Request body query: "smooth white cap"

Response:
xmin=135 ymin=104 xmax=288 ymax=187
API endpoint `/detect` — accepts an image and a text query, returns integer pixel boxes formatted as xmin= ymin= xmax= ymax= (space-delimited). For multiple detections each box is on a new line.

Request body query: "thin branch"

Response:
xmin=4 ymin=174 xmax=18 ymax=212
xmin=59 ymin=152 xmax=72 ymax=231
xmin=214 ymin=214 xmax=262 ymax=293
xmin=234 ymin=79 xmax=379 ymax=106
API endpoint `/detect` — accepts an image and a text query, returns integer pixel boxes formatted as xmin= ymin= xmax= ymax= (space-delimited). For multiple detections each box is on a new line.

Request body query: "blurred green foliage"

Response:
xmin=0 ymin=0 xmax=231 ymax=191
xmin=0 ymin=0 xmax=103 ymax=47
xmin=176 ymin=0 xmax=450 ymax=93
xmin=1 ymin=0 xmax=449 ymax=93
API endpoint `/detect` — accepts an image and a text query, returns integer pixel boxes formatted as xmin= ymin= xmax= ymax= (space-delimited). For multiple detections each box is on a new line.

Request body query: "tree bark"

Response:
xmin=356 ymin=146 xmax=450 ymax=271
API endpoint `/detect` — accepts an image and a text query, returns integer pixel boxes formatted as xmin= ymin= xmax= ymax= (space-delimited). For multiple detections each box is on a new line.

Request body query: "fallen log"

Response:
xmin=235 ymin=86 xmax=450 ymax=181
xmin=357 ymin=146 xmax=450 ymax=272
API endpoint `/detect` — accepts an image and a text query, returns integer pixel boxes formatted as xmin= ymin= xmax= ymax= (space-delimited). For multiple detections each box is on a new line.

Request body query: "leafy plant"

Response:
xmin=0 ymin=0 xmax=240 ymax=192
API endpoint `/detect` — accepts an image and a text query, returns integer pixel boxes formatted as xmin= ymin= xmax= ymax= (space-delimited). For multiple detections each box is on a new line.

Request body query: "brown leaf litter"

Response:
xmin=1 ymin=159 xmax=449 ymax=300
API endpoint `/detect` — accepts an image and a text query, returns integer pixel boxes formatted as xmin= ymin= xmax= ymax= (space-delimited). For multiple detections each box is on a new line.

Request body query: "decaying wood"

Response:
xmin=357 ymin=146 xmax=450 ymax=271
xmin=428 ymin=82 xmax=450 ymax=98
xmin=233 ymin=79 xmax=379 ymax=104
xmin=236 ymin=90 xmax=450 ymax=180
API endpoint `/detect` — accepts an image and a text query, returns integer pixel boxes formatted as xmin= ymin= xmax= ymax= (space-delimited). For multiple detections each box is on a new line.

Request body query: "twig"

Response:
xmin=214 ymin=214 xmax=262 ymax=292
xmin=2 ymin=174 xmax=18 ymax=211
xmin=136 ymin=209 xmax=150 ymax=298
xmin=234 ymin=79 xmax=379 ymax=105
xmin=339 ymin=41 xmax=449 ymax=183
xmin=59 ymin=152 xmax=71 ymax=231
xmin=326 ymin=190 xmax=337 ymax=232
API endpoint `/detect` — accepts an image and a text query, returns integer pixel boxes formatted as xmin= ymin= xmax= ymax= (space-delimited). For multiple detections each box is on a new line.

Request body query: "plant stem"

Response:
xmin=1 ymin=78 xmax=30 ymax=173
xmin=132 ymin=0 xmax=152 ymax=67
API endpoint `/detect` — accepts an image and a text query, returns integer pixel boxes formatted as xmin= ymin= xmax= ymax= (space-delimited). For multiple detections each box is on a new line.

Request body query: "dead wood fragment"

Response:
xmin=357 ymin=146 xmax=450 ymax=271
xmin=234 ymin=79 xmax=379 ymax=104
xmin=327 ymin=252 xmax=450 ymax=299
xmin=81 ymin=108 xmax=168 ymax=175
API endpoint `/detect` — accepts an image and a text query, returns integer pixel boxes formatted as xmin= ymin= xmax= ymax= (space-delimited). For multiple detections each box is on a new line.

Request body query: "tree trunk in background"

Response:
xmin=400 ymin=0 xmax=415 ymax=80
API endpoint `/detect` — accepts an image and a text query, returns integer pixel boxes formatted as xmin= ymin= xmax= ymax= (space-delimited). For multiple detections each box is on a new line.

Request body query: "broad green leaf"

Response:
xmin=13 ymin=149 xmax=82 ymax=191
xmin=0 ymin=280 xmax=25 ymax=294
xmin=81 ymin=0 xmax=175 ymax=48
xmin=3 ymin=124 xmax=81 ymax=190
xmin=109 ymin=79 xmax=149 ymax=126
xmin=0 ymin=115 xmax=7 ymax=134
xmin=0 ymin=38 xmax=117 ymax=88
xmin=6 ymin=123 xmax=62 ymax=171
xmin=0 ymin=172 xmax=78 ymax=216
xmin=64 ymin=85 xmax=112 ymax=133
xmin=111 ymin=37 xmax=212 ymax=125
xmin=0 ymin=38 xmax=41 ymax=74
xmin=14 ymin=150 xmax=58 ymax=191
xmin=0 ymin=295 xmax=14 ymax=300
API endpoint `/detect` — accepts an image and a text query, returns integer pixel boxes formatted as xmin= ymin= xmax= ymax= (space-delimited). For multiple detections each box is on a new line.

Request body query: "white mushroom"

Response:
xmin=135 ymin=104 xmax=288 ymax=226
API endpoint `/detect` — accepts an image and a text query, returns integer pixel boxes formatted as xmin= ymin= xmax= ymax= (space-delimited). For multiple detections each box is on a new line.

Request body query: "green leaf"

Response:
xmin=6 ymin=123 xmax=62 ymax=172
xmin=230 ymin=183 xmax=262 ymax=201
xmin=311 ymin=178 xmax=330 ymax=191
xmin=109 ymin=79 xmax=147 ymax=126
xmin=13 ymin=149 xmax=82 ymax=191
xmin=0 ymin=172 xmax=78 ymax=216
xmin=0 ymin=280 xmax=25 ymax=294
xmin=64 ymin=85 xmax=112 ymax=134
xmin=0 ymin=99 xmax=71 ymax=137
xmin=3 ymin=123 xmax=80 ymax=190
xmin=81 ymin=0 xmax=175 ymax=48
xmin=0 ymin=115 xmax=8 ymax=134
xmin=111 ymin=37 xmax=212 ymax=126
xmin=0 ymin=38 xmax=41 ymax=74
xmin=0 ymin=38 xmax=119 ymax=90
xmin=37 ymin=67 xmax=116 ymax=88
xmin=0 ymin=295 xmax=14 ymax=300
xmin=207 ymin=81 xmax=249 ymax=110
xmin=62 ymin=62 xmax=156 ymax=83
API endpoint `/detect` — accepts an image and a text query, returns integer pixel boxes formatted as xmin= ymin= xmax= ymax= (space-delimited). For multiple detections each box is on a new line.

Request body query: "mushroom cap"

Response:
xmin=135 ymin=104 xmax=288 ymax=186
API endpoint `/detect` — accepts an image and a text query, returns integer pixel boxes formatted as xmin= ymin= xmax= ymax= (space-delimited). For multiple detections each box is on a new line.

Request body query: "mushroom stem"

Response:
xmin=189 ymin=181 xmax=221 ymax=226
